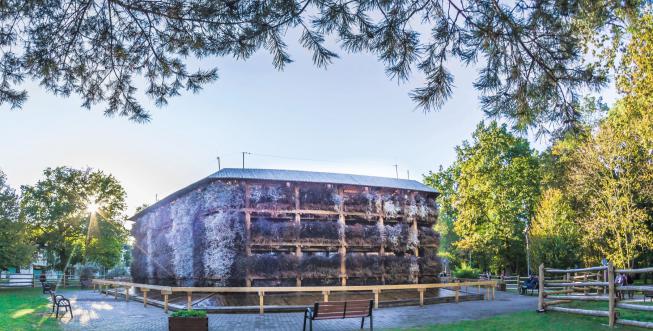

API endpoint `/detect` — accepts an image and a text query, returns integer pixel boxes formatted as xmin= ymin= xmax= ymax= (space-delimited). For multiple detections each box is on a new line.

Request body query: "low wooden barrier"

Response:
xmin=539 ymin=263 xmax=653 ymax=328
xmin=92 ymin=279 xmax=497 ymax=314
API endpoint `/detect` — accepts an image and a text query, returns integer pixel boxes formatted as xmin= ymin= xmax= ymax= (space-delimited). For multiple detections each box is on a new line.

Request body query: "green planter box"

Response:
xmin=168 ymin=316 xmax=208 ymax=331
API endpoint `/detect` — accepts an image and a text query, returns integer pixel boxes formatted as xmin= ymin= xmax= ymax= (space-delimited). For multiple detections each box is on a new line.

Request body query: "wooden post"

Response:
xmin=162 ymin=290 xmax=171 ymax=313
xmin=114 ymin=285 xmax=118 ymax=299
xmin=125 ymin=286 xmax=130 ymax=301
xmin=455 ymin=286 xmax=460 ymax=303
xmin=418 ymin=288 xmax=425 ymax=306
xmin=187 ymin=292 xmax=193 ymax=310
xmin=258 ymin=291 xmax=265 ymax=315
xmin=538 ymin=264 xmax=545 ymax=312
xmin=608 ymin=262 xmax=616 ymax=327
xmin=296 ymin=245 xmax=302 ymax=287
xmin=142 ymin=289 xmax=149 ymax=307
xmin=338 ymin=187 xmax=347 ymax=286
xmin=322 ymin=290 xmax=330 ymax=302
xmin=374 ymin=289 xmax=380 ymax=309
xmin=492 ymin=284 xmax=496 ymax=300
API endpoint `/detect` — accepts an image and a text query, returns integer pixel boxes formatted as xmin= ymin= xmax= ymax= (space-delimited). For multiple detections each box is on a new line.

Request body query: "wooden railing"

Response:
xmin=92 ymin=279 xmax=497 ymax=314
xmin=539 ymin=263 xmax=653 ymax=329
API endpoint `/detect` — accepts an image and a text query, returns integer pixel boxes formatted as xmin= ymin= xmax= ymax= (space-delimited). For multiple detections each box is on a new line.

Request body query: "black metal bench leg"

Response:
xmin=370 ymin=315 xmax=373 ymax=331
xmin=361 ymin=317 xmax=365 ymax=329
xmin=55 ymin=305 xmax=60 ymax=318
xmin=310 ymin=318 xmax=313 ymax=331
xmin=69 ymin=306 xmax=73 ymax=318
xmin=303 ymin=311 xmax=307 ymax=331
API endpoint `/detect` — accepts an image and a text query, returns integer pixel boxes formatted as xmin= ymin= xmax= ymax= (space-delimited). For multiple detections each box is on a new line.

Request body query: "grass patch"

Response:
xmin=395 ymin=309 xmax=650 ymax=331
xmin=0 ymin=288 xmax=61 ymax=331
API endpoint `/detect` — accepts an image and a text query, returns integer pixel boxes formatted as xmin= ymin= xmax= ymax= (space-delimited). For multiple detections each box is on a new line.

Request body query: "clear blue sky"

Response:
xmin=0 ymin=34 xmax=615 ymax=215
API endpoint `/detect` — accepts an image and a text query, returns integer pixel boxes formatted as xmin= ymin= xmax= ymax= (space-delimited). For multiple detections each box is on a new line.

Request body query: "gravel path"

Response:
xmin=58 ymin=288 xmax=537 ymax=330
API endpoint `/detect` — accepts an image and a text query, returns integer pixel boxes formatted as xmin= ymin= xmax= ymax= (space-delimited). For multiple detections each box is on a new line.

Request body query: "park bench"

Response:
xmin=303 ymin=299 xmax=373 ymax=331
xmin=49 ymin=290 xmax=73 ymax=318
xmin=520 ymin=279 xmax=539 ymax=296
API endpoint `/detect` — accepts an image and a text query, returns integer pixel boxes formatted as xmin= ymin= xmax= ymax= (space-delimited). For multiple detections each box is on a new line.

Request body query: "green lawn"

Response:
xmin=396 ymin=300 xmax=653 ymax=331
xmin=0 ymin=288 xmax=61 ymax=331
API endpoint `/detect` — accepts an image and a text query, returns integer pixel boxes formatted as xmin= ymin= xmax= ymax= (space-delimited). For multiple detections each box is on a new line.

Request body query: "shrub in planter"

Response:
xmin=168 ymin=310 xmax=208 ymax=331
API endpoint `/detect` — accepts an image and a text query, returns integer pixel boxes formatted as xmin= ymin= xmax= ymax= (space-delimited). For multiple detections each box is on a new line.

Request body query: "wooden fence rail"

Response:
xmin=92 ymin=279 xmax=497 ymax=314
xmin=539 ymin=263 xmax=653 ymax=329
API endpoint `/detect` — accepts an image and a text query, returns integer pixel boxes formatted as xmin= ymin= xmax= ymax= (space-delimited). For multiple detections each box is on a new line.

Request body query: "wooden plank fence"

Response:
xmin=539 ymin=263 xmax=653 ymax=329
xmin=92 ymin=279 xmax=497 ymax=314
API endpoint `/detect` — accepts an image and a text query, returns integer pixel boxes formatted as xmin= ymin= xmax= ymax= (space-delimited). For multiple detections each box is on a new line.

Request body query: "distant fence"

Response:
xmin=0 ymin=273 xmax=80 ymax=288
xmin=93 ymin=279 xmax=498 ymax=314
xmin=538 ymin=264 xmax=653 ymax=329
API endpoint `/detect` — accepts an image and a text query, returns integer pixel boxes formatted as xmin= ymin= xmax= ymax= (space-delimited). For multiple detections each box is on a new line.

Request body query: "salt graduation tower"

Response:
xmin=131 ymin=168 xmax=441 ymax=287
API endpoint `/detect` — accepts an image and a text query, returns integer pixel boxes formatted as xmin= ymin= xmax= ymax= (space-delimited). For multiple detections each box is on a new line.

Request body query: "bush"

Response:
xmin=170 ymin=310 xmax=207 ymax=318
xmin=453 ymin=262 xmax=480 ymax=279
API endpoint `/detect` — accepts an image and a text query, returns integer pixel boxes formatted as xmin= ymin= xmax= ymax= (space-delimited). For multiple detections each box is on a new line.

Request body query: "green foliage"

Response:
xmin=0 ymin=169 xmax=33 ymax=270
xmin=170 ymin=310 xmax=207 ymax=318
xmin=0 ymin=1 xmax=641 ymax=132
xmin=529 ymin=188 xmax=581 ymax=269
xmin=454 ymin=122 xmax=541 ymax=274
xmin=453 ymin=262 xmax=480 ymax=279
xmin=20 ymin=167 xmax=128 ymax=271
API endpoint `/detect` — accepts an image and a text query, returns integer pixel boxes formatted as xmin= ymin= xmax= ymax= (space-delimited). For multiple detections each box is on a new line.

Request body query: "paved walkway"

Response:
xmin=58 ymin=289 xmax=537 ymax=330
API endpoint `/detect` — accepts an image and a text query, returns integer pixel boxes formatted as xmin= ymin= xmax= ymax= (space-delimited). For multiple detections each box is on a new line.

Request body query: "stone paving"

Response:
xmin=58 ymin=289 xmax=537 ymax=331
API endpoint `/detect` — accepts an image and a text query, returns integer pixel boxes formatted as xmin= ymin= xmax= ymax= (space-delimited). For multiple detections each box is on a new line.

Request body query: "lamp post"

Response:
xmin=524 ymin=223 xmax=532 ymax=277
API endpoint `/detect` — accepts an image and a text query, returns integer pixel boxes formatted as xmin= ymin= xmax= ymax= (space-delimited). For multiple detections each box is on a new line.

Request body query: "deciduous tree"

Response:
xmin=0 ymin=169 xmax=33 ymax=270
xmin=20 ymin=167 xmax=128 ymax=271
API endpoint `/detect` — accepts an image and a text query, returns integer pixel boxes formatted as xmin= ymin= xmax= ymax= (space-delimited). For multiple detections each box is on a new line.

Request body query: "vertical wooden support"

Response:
xmin=162 ymin=290 xmax=171 ymax=313
xmin=187 ymin=292 xmax=193 ymax=310
xmin=566 ymin=272 xmax=570 ymax=293
xmin=455 ymin=286 xmax=460 ymax=303
xmin=244 ymin=183 xmax=252 ymax=288
xmin=608 ymin=262 xmax=616 ymax=327
xmin=296 ymin=245 xmax=302 ymax=287
xmin=114 ymin=285 xmax=118 ymax=299
xmin=258 ymin=291 xmax=265 ymax=315
xmin=492 ymin=284 xmax=495 ymax=300
xmin=418 ymin=288 xmax=425 ymax=306
xmin=338 ymin=187 xmax=347 ymax=286
xmin=374 ymin=289 xmax=380 ymax=309
xmin=323 ymin=290 xmax=330 ymax=302
xmin=125 ymin=286 xmax=130 ymax=301
xmin=538 ymin=264 xmax=544 ymax=312
xmin=142 ymin=289 xmax=149 ymax=307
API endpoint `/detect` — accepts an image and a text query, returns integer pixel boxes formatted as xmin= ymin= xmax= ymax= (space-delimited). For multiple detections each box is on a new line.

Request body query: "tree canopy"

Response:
xmin=0 ymin=0 xmax=642 ymax=133
xmin=425 ymin=121 xmax=541 ymax=274
xmin=0 ymin=169 xmax=33 ymax=270
xmin=20 ymin=167 xmax=128 ymax=271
